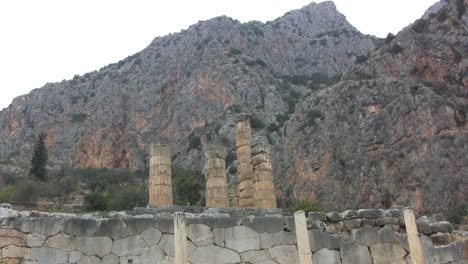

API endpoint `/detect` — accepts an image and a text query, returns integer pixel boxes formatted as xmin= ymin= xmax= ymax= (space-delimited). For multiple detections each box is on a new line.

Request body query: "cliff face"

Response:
xmin=0 ymin=0 xmax=466 ymax=213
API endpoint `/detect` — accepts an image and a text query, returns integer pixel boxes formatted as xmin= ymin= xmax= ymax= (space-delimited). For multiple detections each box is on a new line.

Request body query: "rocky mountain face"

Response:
xmin=0 ymin=0 xmax=466 ymax=214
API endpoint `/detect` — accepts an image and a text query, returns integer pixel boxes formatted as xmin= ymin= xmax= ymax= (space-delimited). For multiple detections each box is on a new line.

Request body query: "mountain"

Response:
xmin=0 ymin=0 xmax=466 ymax=214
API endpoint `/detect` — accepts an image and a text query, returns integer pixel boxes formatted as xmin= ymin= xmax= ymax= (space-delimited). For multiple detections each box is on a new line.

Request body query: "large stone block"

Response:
xmin=343 ymin=219 xmax=361 ymax=229
xmin=375 ymin=217 xmax=399 ymax=226
xmin=187 ymin=224 xmax=213 ymax=246
xmin=158 ymin=234 xmax=195 ymax=257
xmin=352 ymin=226 xmax=378 ymax=247
xmin=224 ymin=226 xmax=260 ymax=253
xmin=96 ymin=218 xmax=130 ymax=239
xmin=0 ymin=228 xmax=26 ymax=248
xmin=326 ymin=212 xmax=342 ymax=222
xmin=121 ymin=245 xmax=166 ymax=264
xmin=69 ymin=251 xmax=83 ymax=263
xmin=141 ymin=228 xmax=162 ymax=246
xmin=340 ymin=210 xmax=359 ymax=220
xmin=26 ymin=233 xmax=46 ymax=247
xmin=241 ymin=250 xmax=271 ymax=263
xmin=77 ymin=256 xmax=100 ymax=264
xmin=123 ymin=218 xmax=157 ymax=236
xmin=313 ymin=248 xmax=341 ymax=264
xmin=378 ymin=225 xmax=397 ymax=243
xmin=112 ymin=235 xmax=147 ymax=256
xmin=308 ymin=212 xmax=327 ymax=222
xmin=340 ymin=241 xmax=372 ymax=264
xmin=45 ymin=233 xmax=75 ymax=251
xmin=416 ymin=216 xmax=432 ymax=235
xmin=74 ymin=236 xmax=112 ymax=257
xmin=155 ymin=217 xmax=174 ymax=234
xmin=429 ymin=221 xmax=454 ymax=234
xmin=241 ymin=216 xmax=284 ymax=233
xmin=101 ymin=254 xmax=119 ymax=264
xmin=31 ymin=247 xmax=69 ymax=264
xmin=432 ymin=241 xmax=463 ymax=264
xmin=1 ymin=245 xmax=30 ymax=259
xmin=309 ymin=230 xmax=342 ymax=252
xmin=189 ymin=245 xmax=241 ymax=264
xmin=358 ymin=209 xmax=386 ymax=219
xmin=63 ymin=218 xmax=98 ymax=236
xmin=260 ymin=231 xmax=296 ymax=249
xmin=268 ymin=245 xmax=299 ymax=264
xmin=10 ymin=218 xmax=64 ymax=236
xmin=370 ymin=243 xmax=407 ymax=264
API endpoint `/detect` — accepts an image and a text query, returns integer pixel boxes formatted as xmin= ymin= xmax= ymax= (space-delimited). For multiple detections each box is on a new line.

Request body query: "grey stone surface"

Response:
xmin=430 ymin=232 xmax=452 ymax=245
xmin=45 ymin=233 xmax=75 ymax=251
xmin=428 ymin=213 xmax=445 ymax=223
xmin=385 ymin=209 xmax=402 ymax=218
xmin=224 ymin=226 xmax=260 ymax=253
xmin=260 ymin=231 xmax=296 ymax=249
xmin=361 ymin=218 xmax=376 ymax=227
xmin=31 ymin=247 xmax=69 ymax=264
xmin=213 ymin=227 xmax=225 ymax=247
xmin=1 ymin=245 xmax=31 ymax=259
xmin=340 ymin=210 xmax=359 ymax=220
xmin=326 ymin=212 xmax=342 ymax=222
xmin=284 ymin=216 xmax=295 ymax=231
xmin=241 ymin=249 xmax=271 ymax=263
xmin=416 ymin=216 xmax=432 ymax=235
xmin=112 ymin=234 xmax=147 ymax=256
xmin=340 ymin=241 xmax=372 ymax=264
xmin=96 ymin=218 xmax=130 ymax=239
xmin=26 ymin=233 xmax=47 ymax=247
xmin=308 ymin=212 xmax=327 ymax=222
xmin=187 ymin=223 xmax=213 ymax=246
xmin=358 ymin=209 xmax=385 ymax=219
xmin=370 ymin=243 xmax=407 ymax=264
xmin=308 ymin=220 xmax=325 ymax=231
xmin=241 ymin=216 xmax=284 ymax=233
xmin=158 ymin=234 xmax=195 ymax=257
xmin=122 ymin=245 xmax=166 ymax=264
xmin=375 ymin=217 xmax=399 ymax=226
xmin=101 ymin=253 xmax=119 ymax=264
xmin=141 ymin=228 xmax=162 ymax=246
xmin=268 ymin=245 xmax=299 ymax=264
xmin=63 ymin=218 xmax=98 ymax=237
xmin=188 ymin=216 xmax=242 ymax=229
xmin=313 ymin=248 xmax=341 ymax=264
xmin=396 ymin=233 xmax=410 ymax=252
xmin=432 ymin=241 xmax=463 ymax=264
xmin=189 ymin=245 xmax=241 ymax=264
xmin=69 ymin=250 xmax=83 ymax=263
xmin=74 ymin=236 xmax=112 ymax=257
xmin=309 ymin=230 xmax=342 ymax=252
xmin=11 ymin=218 xmax=64 ymax=236
xmin=77 ymin=255 xmax=101 ymax=264
xmin=123 ymin=217 xmax=157 ymax=236
xmin=352 ymin=226 xmax=378 ymax=247
xmin=429 ymin=221 xmax=454 ymax=234
xmin=378 ymin=225 xmax=397 ymax=243
xmin=343 ymin=219 xmax=361 ymax=229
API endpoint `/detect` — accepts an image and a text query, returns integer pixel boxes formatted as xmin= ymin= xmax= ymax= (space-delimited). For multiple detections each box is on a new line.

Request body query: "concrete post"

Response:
xmin=403 ymin=207 xmax=425 ymax=264
xmin=227 ymin=181 xmax=240 ymax=207
xmin=235 ymin=113 xmax=255 ymax=208
xmin=204 ymin=141 xmax=229 ymax=208
xmin=174 ymin=212 xmax=188 ymax=264
xmin=149 ymin=143 xmax=173 ymax=206
xmin=252 ymin=137 xmax=277 ymax=208
xmin=294 ymin=210 xmax=313 ymax=264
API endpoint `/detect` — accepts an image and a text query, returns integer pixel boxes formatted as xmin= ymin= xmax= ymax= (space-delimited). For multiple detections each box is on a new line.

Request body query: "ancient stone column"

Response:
xmin=174 ymin=212 xmax=188 ymax=264
xmin=294 ymin=210 xmax=313 ymax=264
xmin=252 ymin=137 xmax=277 ymax=208
xmin=403 ymin=207 xmax=425 ymax=264
xmin=149 ymin=143 xmax=173 ymax=206
xmin=204 ymin=141 xmax=229 ymax=208
xmin=227 ymin=181 xmax=239 ymax=208
xmin=235 ymin=113 xmax=255 ymax=208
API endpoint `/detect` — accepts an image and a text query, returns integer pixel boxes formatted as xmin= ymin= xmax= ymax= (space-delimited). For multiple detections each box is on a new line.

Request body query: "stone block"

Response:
xmin=343 ymin=219 xmax=361 ymax=229
xmin=69 ymin=251 xmax=83 ymax=263
xmin=77 ymin=255 xmax=100 ymax=264
xmin=375 ymin=217 xmax=399 ymax=226
xmin=378 ymin=225 xmax=397 ymax=243
xmin=358 ymin=209 xmax=385 ymax=219
xmin=416 ymin=216 xmax=432 ymax=235
xmin=224 ymin=226 xmax=260 ymax=253
xmin=429 ymin=221 xmax=454 ymax=234
xmin=385 ymin=209 xmax=402 ymax=218
xmin=313 ymin=248 xmax=341 ymax=264
xmin=308 ymin=212 xmax=327 ymax=222
xmin=241 ymin=249 xmax=271 ymax=263
xmin=309 ymin=230 xmax=342 ymax=252
xmin=284 ymin=216 xmax=295 ymax=231
xmin=112 ymin=235 xmax=147 ymax=256
xmin=189 ymin=245 xmax=241 ymax=264
xmin=340 ymin=210 xmax=359 ymax=220
xmin=122 ymin=245 xmax=166 ymax=264
xmin=187 ymin=224 xmax=213 ymax=246
xmin=10 ymin=218 xmax=64 ymax=236
xmin=74 ymin=236 xmax=112 ymax=257
xmin=213 ymin=228 xmax=225 ymax=247
xmin=396 ymin=233 xmax=410 ymax=252
xmin=308 ymin=220 xmax=325 ymax=231
xmin=63 ymin=218 xmax=98 ymax=236
xmin=31 ymin=247 xmax=69 ymax=264
xmin=430 ymin=232 xmax=453 ymax=245
xmin=158 ymin=234 xmax=195 ymax=257
xmin=96 ymin=218 xmax=130 ymax=239
xmin=242 ymin=216 xmax=284 ymax=233
xmin=260 ymin=231 xmax=296 ymax=249
xmin=101 ymin=254 xmax=119 ymax=264
xmin=370 ymin=243 xmax=407 ymax=264
xmin=326 ymin=212 xmax=342 ymax=222
xmin=124 ymin=217 xmax=157 ymax=236
xmin=141 ymin=228 xmax=162 ymax=246
xmin=26 ymin=233 xmax=46 ymax=247
xmin=361 ymin=218 xmax=376 ymax=227
xmin=340 ymin=241 xmax=372 ymax=264
xmin=428 ymin=213 xmax=445 ymax=223
xmin=1 ymin=245 xmax=30 ymax=259
xmin=268 ymin=245 xmax=299 ymax=264
xmin=432 ymin=241 xmax=463 ymax=264
xmin=45 ymin=233 xmax=75 ymax=251
xmin=0 ymin=228 xmax=26 ymax=248
xmin=352 ymin=226 xmax=378 ymax=247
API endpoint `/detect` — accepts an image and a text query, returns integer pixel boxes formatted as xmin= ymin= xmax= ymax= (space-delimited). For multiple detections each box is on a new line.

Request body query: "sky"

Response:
xmin=0 ymin=0 xmax=439 ymax=110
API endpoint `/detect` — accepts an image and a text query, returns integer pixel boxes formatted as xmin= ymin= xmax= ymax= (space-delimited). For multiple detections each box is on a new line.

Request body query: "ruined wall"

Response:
xmin=0 ymin=207 xmax=467 ymax=264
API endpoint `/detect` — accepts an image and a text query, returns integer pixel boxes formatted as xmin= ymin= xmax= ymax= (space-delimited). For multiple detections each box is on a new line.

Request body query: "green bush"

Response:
xmin=289 ymin=199 xmax=323 ymax=215
xmin=229 ymin=48 xmax=242 ymax=55
xmin=172 ymin=167 xmax=204 ymax=206
xmin=228 ymin=166 xmax=238 ymax=175
xmin=437 ymin=8 xmax=448 ymax=21
xmin=355 ymin=55 xmax=368 ymax=64
xmin=0 ymin=185 xmax=16 ymax=203
xmin=390 ymin=44 xmax=403 ymax=55
xmin=267 ymin=123 xmax=280 ymax=133
xmin=255 ymin=59 xmax=267 ymax=68
xmin=385 ymin=33 xmax=396 ymax=43
xmin=188 ymin=136 xmax=201 ymax=150
xmin=455 ymin=0 xmax=465 ymax=19
xmin=225 ymin=152 xmax=237 ymax=166
xmin=12 ymin=180 xmax=40 ymax=205
xmin=447 ymin=203 xmax=467 ymax=225
xmin=84 ymin=192 xmax=109 ymax=211
xmin=71 ymin=113 xmax=88 ymax=123
xmin=251 ymin=116 xmax=265 ymax=129
xmin=412 ymin=19 xmax=429 ymax=33
xmin=107 ymin=185 xmax=148 ymax=211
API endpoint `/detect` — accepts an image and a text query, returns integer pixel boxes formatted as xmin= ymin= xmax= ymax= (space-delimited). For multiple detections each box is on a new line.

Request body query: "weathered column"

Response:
xmin=174 ymin=212 xmax=188 ymax=264
xmin=227 ymin=181 xmax=239 ymax=207
xmin=235 ymin=113 xmax=255 ymax=208
xmin=252 ymin=137 xmax=277 ymax=208
xmin=403 ymin=207 xmax=425 ymax=264
xmin=149 ymin=143 xmax=173 ymax=206
xmin=294 ymin=210 xmax=313 ymax=264
xmin=204 ymin=141 xmax=229 ymax=208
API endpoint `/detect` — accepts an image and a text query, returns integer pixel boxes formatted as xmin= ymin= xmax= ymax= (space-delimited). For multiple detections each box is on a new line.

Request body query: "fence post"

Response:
xmin=294 ymin=210 xmax=313 ymax=264
xmin=174 ymin=212 xmax=188 ymax=264
xmin=403 ymin=207 xmax=424 ymax=264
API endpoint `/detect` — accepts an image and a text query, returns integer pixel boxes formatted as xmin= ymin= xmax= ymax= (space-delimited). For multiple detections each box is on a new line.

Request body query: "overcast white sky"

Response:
xmin=0 ymin=0 xmax=438 ymax=110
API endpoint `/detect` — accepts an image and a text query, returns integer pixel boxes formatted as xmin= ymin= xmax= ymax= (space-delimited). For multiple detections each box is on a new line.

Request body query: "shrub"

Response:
xmin=12 ymin=180 xmax=40 ymax=205
xmin=390 ymin=44 xmax=403 ymax=55
xmin=255 ymin=59 xmax=267 ymax=68
xmin=385 ymin=33 xmax=395 ymax=43
xmin=0 ymin=185 xmax=16 ymax=203
xmin=447 ymin=203 xmax=467 ymax=225
xmin=225 ymin=152 xmax=237 ymax=166
xmin=107 ymin=185 xmax=148 ymax=211
xmin=412 ymin=19 xmax=429 ymax=33
xmin=172 ymin=168 xmax=204 ymax=206
xmin=188 ymin=136 xmax=201 ymax=150
xmin=437 ymin=8 xmax=448 ymax=22
xmin=228 ymin=166 xmax=237 ymax=175
xmin=355 ymin=55 xmax=368 ymax=64
xmin=84 ymin=192 xmax=109 ymax=211
xmin=455 ymin=0 xmax=465 ymax=19
xmin=251 ymin=116 xmax=265 ymax=129
xmin=229 ymin=48 xmax=242 ymax=55
xmin=71 ymin=113 xmax=88 ymax=123
xmin=267 ymin=123 xmax=280 ymax=133
xmin=289 ymin=199 xmax=323 ymax=215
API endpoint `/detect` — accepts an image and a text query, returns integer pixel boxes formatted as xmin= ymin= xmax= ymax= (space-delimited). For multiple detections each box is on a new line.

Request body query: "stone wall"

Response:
xmin=1 ymin=207 xmax=467 ymax=264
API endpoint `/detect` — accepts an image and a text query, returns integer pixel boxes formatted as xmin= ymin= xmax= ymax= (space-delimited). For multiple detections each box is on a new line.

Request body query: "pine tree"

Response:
xmin=30 ymin=133 xmax=48 ymax=181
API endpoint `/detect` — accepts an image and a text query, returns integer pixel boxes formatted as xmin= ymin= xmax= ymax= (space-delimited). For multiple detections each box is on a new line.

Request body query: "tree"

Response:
xmin=30 ymin=133 xmax=48 ymax=181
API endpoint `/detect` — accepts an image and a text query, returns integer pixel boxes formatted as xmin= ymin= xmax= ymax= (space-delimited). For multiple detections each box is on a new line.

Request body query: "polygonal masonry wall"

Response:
xmin=0 ymin=207 xmax=466 ymax=264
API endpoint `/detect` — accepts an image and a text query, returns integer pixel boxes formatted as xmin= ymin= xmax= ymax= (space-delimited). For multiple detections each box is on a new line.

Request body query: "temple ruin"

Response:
xmin=149 ymin=143 xmax=173 ymax=206
xmin=203 ymin=141 xmax=229 ymax=208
